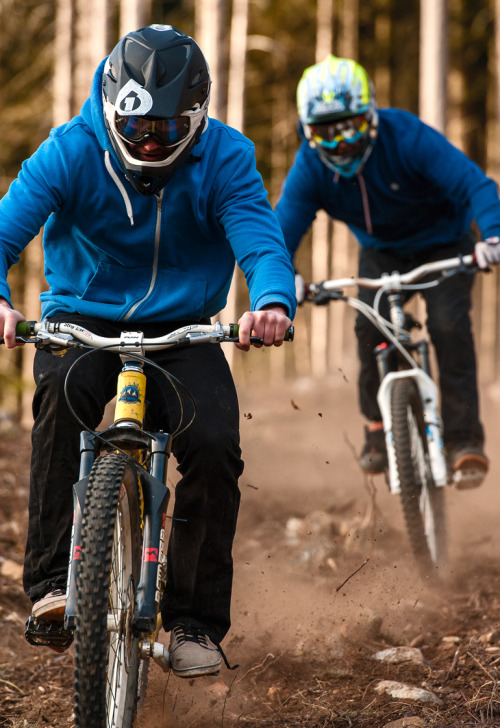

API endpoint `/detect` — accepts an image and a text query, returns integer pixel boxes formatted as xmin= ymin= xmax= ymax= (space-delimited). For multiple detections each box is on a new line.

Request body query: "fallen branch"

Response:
xmin=336 ymin=558 xmax=370 ymax=592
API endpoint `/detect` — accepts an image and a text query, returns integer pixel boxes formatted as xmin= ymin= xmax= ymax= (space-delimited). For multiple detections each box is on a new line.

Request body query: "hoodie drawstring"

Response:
xmin=332 ymin=170 xmax=373 ymax=236
xmin=357 ymin=172 xmax=373 ymax=236
xmin=104 ymin=150 xmax=135 ymax=227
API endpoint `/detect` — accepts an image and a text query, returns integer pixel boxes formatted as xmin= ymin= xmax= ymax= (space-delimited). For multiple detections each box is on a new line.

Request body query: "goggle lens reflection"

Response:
xmin=310 ymin=114 xmax=369 ymax=148
xmin=115 ymin=114 xmax=191 ymax=146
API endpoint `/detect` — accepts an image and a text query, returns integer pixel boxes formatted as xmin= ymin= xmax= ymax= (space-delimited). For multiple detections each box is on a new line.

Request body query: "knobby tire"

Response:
xmin=391 ymin=378 xmax=447 ymax=577
xmin=74 ymin=452 xmax=142 ymax=728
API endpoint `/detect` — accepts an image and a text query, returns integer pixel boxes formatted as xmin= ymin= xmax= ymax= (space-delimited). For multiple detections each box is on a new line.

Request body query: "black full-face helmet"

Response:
xmin=102 ymin=24 xmax=211 ymax=195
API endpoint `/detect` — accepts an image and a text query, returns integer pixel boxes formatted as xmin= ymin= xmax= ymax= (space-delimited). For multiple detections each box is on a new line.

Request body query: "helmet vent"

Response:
xmin=189 ymin=71 xmax=203 ymax=87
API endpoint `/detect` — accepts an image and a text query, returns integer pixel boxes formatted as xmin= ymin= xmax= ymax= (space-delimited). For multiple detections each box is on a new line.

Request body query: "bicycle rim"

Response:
xmin=391 ymin=378 xmax=447 ymax=575
xmin=74 ymin=452 xmax=142 ymax=728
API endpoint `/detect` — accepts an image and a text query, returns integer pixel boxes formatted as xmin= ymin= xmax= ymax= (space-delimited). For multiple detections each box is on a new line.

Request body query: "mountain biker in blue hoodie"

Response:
xmin=0 ymin=25 xmax=295 ymax=676
xmin=275 ymin=55 xmax=500 ymax=489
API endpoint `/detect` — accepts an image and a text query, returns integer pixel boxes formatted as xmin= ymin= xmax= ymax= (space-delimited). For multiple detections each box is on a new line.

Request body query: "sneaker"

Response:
xmin=168 ymin=624 xmax=222 ymax=678
xmin=359 ymin=425 xmax=388 ymax=474
xmin=448 ymin=445 xmax=489 ymax=490
xmin=31 ymin=588 xmax=66 ymax=622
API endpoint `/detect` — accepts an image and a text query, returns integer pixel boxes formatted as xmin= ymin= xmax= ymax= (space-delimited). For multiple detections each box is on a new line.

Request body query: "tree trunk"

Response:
xmin=195 ymin=0 xmax=227 ymax=122
xmin=309 ymin=0 xmax=335 ymax=378
xmin=20 ymin=0 xmax=77 ymax=424
xmin=223 ymin=0 xmax=249 ymax=370
xmin=119 ymin=0 xmax=151 ymax=37
xmin=74 ymin=0 xmax=110 ymax=110
xmin=419 ymin=0 xmax=447 ymax=132
xmin=53 ymin=0 xmax=74 ymax=126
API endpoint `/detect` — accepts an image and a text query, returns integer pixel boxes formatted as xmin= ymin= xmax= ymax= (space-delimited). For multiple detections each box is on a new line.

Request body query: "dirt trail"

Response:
xmin=1 ymin=373 xmax=500 ymax=726
xmin=137 ymin=374 xmax=500 ymax=727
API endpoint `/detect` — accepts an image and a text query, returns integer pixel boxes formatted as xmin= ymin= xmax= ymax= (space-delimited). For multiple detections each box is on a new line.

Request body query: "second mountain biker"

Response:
xmin=275 ymin=54 xmax=500 ymax=488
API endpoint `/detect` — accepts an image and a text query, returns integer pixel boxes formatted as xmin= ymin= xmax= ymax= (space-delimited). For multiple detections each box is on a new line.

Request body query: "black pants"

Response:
xmin=24 ymin=315 xmax=243 ymax=644
xmin=354 ymin=232 xmax=484 ymax=449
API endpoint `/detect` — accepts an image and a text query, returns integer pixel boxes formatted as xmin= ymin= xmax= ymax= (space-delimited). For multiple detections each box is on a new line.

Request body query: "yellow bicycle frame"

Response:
xmin=114 ymin=362 xmax=146 ymax=427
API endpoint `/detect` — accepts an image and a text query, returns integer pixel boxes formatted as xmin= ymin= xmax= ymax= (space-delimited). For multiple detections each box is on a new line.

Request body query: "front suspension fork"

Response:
xmin=65 ymin=430 xmax=171 ymax=634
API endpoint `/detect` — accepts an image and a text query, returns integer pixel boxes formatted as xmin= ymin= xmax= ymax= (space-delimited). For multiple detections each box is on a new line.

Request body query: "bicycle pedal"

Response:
xmin=140 ymin=640 xmax=170 ymax=672
xmin=453 ymin=467 xmax=486 ymax=490
xmin=25 ymin=616 xmax=74 ymax=652
xmin=453 ymin=463 xmax=488 ymax=490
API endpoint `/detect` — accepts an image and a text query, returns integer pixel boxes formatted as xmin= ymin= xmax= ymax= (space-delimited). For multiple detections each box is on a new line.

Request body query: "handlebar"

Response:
xmin=306 ymin=254 xmax=476 ymax=299
xmin=9 ymin=320 xmax=294 ymax=351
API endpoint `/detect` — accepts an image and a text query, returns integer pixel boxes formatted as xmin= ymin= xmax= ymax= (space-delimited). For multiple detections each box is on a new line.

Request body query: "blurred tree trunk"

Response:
xmin=227 ymin=0 xmax=248 ymax=133
xmin=317 ymin=0 xmax=333 ymax=59
xmin=119 ymin=0 xmax=151 ymax=36
xmin=338 ymin=0 xmax=358 ymax=58
xmin=478 ymin=0 xmax=500 ymax=383
xmin=20 ymin=233 xmax=43 ymax=427
xmin=21 ymin=0 xmax=76 ymax=423
xmin=328 ymin=1 xmax=359 ymax=378
xmin=412 ymin=0 xmax=447 ymax=350
xmin=494 ymin=0 xmax=500 ymax=178
xmin=224 ymin=0 xmax=249 ymax=370
xmin=195 ymin=0 xmax=227 ymax=122
xmin=419 ymin=0 xmax=446 ymax=131
xmin=373 ymin=0 xmax=391 ymax=108
xmin=310 ymin=0 xmax=335 ymax=379
xmin=73 ymin=0 xmax=110 ymax=109
xmin=53 ymin=0 xmax=74 ymax=126
xmin=269 ymin=36 xmax=292 ymax=380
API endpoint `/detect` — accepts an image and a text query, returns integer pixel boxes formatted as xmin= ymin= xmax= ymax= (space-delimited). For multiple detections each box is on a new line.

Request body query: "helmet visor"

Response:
xmin=309 ymin=113 xmax=369 ymax=150
xmin=115 ymin=114 xmax=191 ymax=147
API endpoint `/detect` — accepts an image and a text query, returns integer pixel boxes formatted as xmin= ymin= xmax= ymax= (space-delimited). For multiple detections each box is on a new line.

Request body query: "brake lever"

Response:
xmin=305 ymin=285 xmax=344 ymax=305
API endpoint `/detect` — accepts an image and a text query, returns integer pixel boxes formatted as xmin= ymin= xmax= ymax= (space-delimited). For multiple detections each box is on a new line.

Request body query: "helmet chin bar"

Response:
xmin=120 ymin=134 xmax=199 ymax=195
xmin=311 ymin=110 xmax=378 ymax=178
xmin=317 ymin=136 xmax=375 ymax=178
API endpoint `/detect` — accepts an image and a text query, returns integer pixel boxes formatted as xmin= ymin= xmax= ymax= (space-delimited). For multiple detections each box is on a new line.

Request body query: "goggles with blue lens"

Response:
xmin=309 ymin=113 xmax=369 ymax=150
xmin=115 ymin=114 xmax=191 ymax=147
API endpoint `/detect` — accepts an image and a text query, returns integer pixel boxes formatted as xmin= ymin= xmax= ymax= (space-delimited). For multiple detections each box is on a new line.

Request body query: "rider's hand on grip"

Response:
xmin=0 ymin=298 xmax=26 ymax=348
xmin=475 ymin=237 xmax=500 ymax=269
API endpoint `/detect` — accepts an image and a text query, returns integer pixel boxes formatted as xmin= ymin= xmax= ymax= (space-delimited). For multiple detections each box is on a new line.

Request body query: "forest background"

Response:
xmin=0 ymin=0 xmax=499 ymax=421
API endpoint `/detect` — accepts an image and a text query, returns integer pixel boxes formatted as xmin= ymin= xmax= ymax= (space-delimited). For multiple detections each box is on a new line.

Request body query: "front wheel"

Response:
xmin=74 ymin=452 xmax=143 ymax=728
xmin=390 ymin=378 xmax=446 ymax=576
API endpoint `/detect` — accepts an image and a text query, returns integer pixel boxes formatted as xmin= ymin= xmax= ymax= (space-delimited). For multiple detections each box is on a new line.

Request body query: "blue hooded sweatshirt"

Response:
xmin=0 ymin=60 xmax=296 ymax=322
xmin=275 ymin=108 xmax=500 ymax=258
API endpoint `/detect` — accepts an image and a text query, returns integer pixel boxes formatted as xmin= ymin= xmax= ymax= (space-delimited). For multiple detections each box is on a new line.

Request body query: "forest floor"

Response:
xmin=1 ymin=370 xmax=500 ymax=727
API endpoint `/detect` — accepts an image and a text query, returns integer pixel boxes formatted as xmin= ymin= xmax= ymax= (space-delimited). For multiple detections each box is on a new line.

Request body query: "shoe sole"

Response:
xmin=171 ymin=664 xmax=221 ymax=678
xmin=453 ymin=455 xmax=489 ymax=490
xmin=32 ymin=598 xmax=66 ymax=622
xmin=360 ymin=461 xmax=387 ymax=475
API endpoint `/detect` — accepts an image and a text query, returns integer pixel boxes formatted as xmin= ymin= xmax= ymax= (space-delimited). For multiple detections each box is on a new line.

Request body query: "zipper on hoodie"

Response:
xmin=123 ymin=191 xmax=163 ymax=320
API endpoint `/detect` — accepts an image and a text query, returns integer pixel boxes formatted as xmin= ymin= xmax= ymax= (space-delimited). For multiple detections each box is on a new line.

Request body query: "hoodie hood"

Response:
xmin=80 ymin=59 xmax=121 ymax=168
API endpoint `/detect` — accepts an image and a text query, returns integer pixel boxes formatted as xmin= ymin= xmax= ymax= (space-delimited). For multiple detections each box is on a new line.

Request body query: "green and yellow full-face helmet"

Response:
xmin=297 ymin=55 xmax=378 ymax=177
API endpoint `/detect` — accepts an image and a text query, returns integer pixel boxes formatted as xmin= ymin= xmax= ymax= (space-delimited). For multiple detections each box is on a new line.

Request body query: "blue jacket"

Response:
xmin=275 ymin=108 xmax=500 ymax=258
xmin=0 ymin=60 xmax=296 ymax=322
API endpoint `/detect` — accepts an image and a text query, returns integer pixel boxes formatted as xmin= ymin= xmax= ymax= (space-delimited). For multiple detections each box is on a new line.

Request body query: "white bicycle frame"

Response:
xmin=378 ymin=369 xmax=446 ymax=494
xmin=308 ymin=254 xmax=475 ymax=495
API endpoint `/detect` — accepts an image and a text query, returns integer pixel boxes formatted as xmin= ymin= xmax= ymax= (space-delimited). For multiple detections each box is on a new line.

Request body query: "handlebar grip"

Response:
xmin=16 ymin=321 xmax=37 ymax=336
xmin=229 ymin=324 xmax=294 ymax=341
